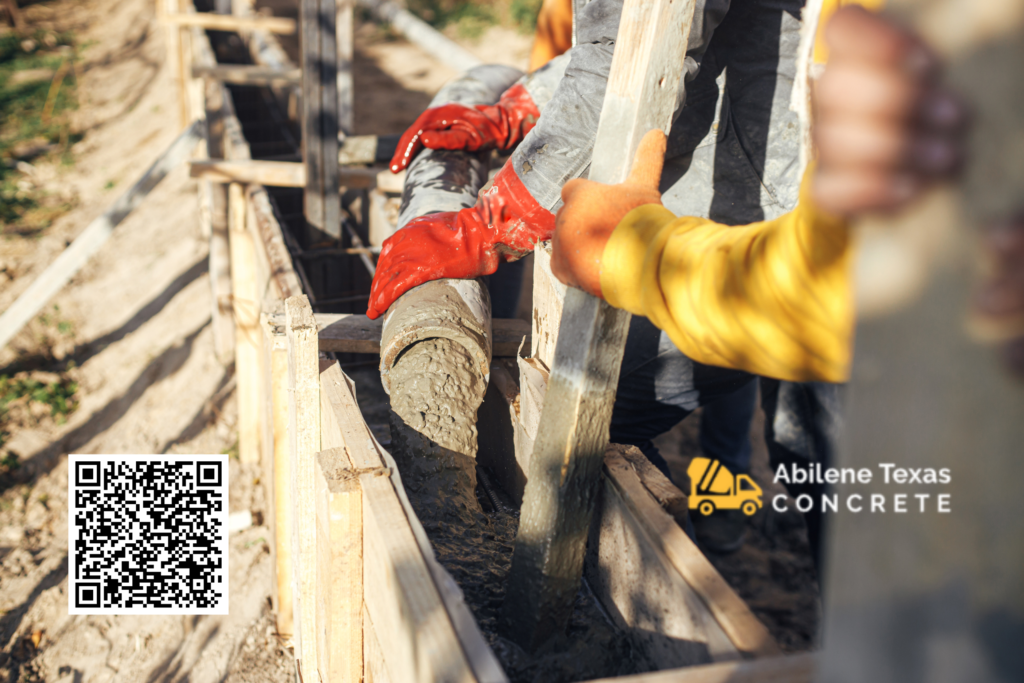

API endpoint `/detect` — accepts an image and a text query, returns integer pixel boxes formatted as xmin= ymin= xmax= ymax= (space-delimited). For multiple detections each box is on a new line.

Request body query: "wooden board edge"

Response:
xmin=604 ymin=453 xmax=781 ymax=658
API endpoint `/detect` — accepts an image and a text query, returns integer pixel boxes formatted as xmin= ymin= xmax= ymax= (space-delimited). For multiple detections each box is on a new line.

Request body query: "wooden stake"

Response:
xmin=229 ymin=183 xmax=262 ymax=464
xmin=301 ymin=0 xmax=341 ymax=243
xmin=262 ymin=312 xmax=294 ymax=638
xmin=286 ymin=295 xmax=320 ymax=679
xmin=501 ymin=0 xmax=699 ymax=651
xmin=337 ymin=0 xmax=354 ymax=136
xmin=314 ymin=447 xmax=362 ymax=683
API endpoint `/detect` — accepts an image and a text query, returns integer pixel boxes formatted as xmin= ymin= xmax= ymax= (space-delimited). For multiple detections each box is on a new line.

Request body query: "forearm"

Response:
xmin=601 ymin=172 xmax=854 ymax=383
xmin=508 ymin=0 xmax=731 ymax=212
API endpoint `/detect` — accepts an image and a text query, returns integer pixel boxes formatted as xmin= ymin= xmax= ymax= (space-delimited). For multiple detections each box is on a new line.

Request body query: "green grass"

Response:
xmin=403 ymin=0 xmax=540 ymax=39
xmin=0 ymin=373 xmax=79 ymax=423
xmin=0 ymin=29 xmax=82 ymax=236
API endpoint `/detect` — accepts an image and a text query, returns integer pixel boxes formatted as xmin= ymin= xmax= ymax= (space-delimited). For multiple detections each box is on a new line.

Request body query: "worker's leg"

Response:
xmin=760 ymin=378 xmax=844 ymax=577
xmin=699 ymin=380 xmax=757 ymax=475
xmin=610 ymin=316 xmax=755 ymax=478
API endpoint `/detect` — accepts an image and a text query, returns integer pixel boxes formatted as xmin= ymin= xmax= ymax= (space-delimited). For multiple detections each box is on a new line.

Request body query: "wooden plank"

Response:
xmin=262 ymin=312 xmax=294 ymax=638
xmin=189 ymin=159 xmax=378 ymax=189
xmin=586 ymin=653 xmax=816 ymax=683
xmin=192 ymin=64 xmax=301 ymax=86
xmin=360 ymin=473 xmax=478 ymax=683
xmin=587 ymin=454 xmax=740 ymax=668
xmin=616 ymin=442 xmax=688 ymax=528
xmin=286 ymin=295 xmax=321 ymax=679
xmin=0 ymin=121 xmax=204 ymax=352
xmin=339 ymin=134 xmax=400 ymax=166
xmin=320 ymin=359 xmax=506 ymax=682
xmin=161 ymin=11 xmax=297 ymax=34
xmin=315 ymin=447 xmax=363 ymax=683
xmin=363 ymin=603 xmax=393 ymax=683
xmin=604 ymin=450 xmax=780 ymax=657
xmin=337 ymin=0 xmax=354 ymax=135
xmin=248 ymin=185 xmax=304 ymax=300
xmin=313 ymin=313 xmax=530 ymax=356
xmin=529 ymin=243 xmax=565 ymax=367
xmin=502 ymin=0 xmax=700 ymax=649
xmin=230 ymin=183 xmax=262 ymax=464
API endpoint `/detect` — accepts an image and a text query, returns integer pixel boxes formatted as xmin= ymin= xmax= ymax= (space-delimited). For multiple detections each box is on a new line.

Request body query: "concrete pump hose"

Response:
xmin=379 ymin=64 xmax=524 ymax=395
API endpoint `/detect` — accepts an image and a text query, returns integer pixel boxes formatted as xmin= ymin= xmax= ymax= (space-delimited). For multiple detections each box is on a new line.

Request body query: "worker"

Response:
xmin=369 ymin=0 xmax=934 ymax=563
xmin=547 ymin=5 xmax=965 ymax=384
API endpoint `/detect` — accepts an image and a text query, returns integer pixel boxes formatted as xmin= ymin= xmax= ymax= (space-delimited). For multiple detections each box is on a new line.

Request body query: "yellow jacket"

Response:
xmin=598 ymin=0 xmax=887 ymax=383
xmin=601 ymin=166 xmax=854 ymax=383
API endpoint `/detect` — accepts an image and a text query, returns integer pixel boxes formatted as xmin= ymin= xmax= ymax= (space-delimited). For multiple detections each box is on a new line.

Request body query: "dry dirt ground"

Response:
xmin=0 ymin=0 xmax=528 ymax=681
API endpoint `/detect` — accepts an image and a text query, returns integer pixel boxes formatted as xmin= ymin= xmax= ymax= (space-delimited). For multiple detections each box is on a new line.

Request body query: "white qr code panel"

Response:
xmin=68 ymin=454 xmax=228 ymax=615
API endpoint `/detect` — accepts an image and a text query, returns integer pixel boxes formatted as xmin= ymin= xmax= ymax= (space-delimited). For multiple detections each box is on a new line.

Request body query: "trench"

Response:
xmin=387 ymin=338 xmax=642 ymax=683
xmin=196 ymin=5 xmax=646 ymax=679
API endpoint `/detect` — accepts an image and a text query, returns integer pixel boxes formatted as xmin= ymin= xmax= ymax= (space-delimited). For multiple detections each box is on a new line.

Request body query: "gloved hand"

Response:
xmin=367 ymin=164 xmax=554 ymax=319
xmin=389 ymin=84 xmax=542 ymax=173
xmin=550 ymin=129 xmax=667 ymax=297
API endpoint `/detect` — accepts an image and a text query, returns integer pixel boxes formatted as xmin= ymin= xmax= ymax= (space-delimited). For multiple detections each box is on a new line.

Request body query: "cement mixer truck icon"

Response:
xmin=687 ymin=457 xmax=763 ymax=517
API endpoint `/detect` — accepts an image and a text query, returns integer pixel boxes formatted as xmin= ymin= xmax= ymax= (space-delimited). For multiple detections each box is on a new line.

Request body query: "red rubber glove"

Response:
xmin=389 ymin=84 xmax=542 ymax=173
xmin=367 ymin=164 xmax=554 ymax=319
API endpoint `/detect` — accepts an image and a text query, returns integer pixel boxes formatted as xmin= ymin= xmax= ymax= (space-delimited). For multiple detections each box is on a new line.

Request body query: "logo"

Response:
xmin=687 ymin=457 xmax=763 ymax=517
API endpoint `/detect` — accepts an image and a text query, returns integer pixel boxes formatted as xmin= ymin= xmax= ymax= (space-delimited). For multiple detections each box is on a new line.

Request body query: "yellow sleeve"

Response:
xmin=600 ymin=167 xmax=854 ymax=383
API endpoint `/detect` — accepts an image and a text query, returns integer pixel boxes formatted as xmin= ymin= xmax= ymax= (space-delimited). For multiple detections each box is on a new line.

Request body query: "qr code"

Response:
xmin=68 ymin=454 xmax=228 ymax=615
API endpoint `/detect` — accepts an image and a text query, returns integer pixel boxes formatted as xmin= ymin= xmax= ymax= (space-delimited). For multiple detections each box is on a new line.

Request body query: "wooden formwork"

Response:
xmin=177 ymin=3 xmax=817 ymax=682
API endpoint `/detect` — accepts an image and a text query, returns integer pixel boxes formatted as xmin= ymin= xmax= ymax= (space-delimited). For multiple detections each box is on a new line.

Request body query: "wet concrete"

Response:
xmin=388 ymin=338 xmax=643 ymax=682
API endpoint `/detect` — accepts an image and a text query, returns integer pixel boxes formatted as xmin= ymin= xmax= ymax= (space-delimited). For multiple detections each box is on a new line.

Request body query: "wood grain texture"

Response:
xmin=604 ymin=451 xmax=780 ymax=658
xmin=315 ymin=447 xmax=363 ymax=683
xmin=262 ymin=312 xmax=294 ymax=638
xmin=162 ymin=11 xmax=296 ymax=33
xmin=286 ymin=295 xmax=321 ymax=677
xmin=360 ymin=473 xmax=478 ymax=683
xmin=363 ymin=603 xmax=393 ymax=683
xmin=230 ymin=183 xmax=262 ymax=464
xmin=588 ymin=457 xmax=740 ymax=669
xmin=502 ymin=0 xmax=699 ymax=648
xmin=247 ymin=185 xmax=304 ymax=300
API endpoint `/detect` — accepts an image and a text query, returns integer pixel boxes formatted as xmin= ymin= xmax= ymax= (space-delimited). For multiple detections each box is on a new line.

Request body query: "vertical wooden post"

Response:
xmin=229 ymin=183 xmax=262 ymax=464
xmin=262 ymin=312 xmax=294 ymax=638
xmin=337 ymin=0 xmax=354 ymax=137
xmin=314 ymin=447 xmax=362 ymax=683
xmin=205 ymin=77 xmax=235 ymax=364
xmin=502 ymin=0 xmax=699 ymax=651
xmin=286 ymin=295 xmax=320 ymax=681
xmin=301 ymin=0 xmax=341 ymax=242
